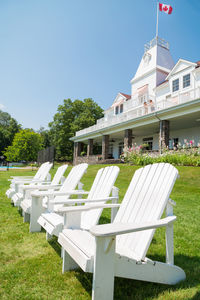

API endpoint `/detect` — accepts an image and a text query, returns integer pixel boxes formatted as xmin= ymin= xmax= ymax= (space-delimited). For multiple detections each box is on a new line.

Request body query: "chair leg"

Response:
xmin=23 ymin=212 xmax=30 ymax=223
xmin=62 ymin=249 xmax=79 ymax=273
xmin=46 ymin=232 xmax=52 ymax=241
xmin=30 ymin=196 xmax=43 ymax=232
xmin=92 ymin=236 xmax=115 ymax=300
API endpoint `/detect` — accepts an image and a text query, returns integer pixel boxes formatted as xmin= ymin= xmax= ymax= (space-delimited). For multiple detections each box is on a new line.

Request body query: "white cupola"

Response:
xmin=131 ymin=37 xmax=175 ymax=98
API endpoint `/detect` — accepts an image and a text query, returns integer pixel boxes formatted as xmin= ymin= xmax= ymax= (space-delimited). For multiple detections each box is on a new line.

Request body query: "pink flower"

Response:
xmin=189 ymin=140 xmax=193 ymax=145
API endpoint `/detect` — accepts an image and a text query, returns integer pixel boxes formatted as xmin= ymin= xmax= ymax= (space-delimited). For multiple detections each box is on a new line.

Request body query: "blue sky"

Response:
xmin=0 ymin=0 xmax=199 ymax=129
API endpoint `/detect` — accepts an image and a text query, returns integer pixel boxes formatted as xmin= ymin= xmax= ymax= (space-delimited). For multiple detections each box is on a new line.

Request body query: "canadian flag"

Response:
xmin=159 ymin=3 xmax=173 ymax=14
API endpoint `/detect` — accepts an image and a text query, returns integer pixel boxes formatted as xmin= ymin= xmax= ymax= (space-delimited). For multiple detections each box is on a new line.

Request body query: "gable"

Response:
xmin=111 ymin=93 xmax=126 ymax=107
xmin=166 ymin=59 xmax=196 ymax=80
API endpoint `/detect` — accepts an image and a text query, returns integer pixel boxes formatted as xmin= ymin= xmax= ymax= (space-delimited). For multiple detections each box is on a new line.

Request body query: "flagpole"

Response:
xmin=156 ymin=2 xmax=159 ymax=38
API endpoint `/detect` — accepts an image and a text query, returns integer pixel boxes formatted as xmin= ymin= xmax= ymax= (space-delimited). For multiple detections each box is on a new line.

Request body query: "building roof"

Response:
xmin=156 ymin=60 xmax=200 ymax=88
xmin=196 ymin=61 xmax=200 ymax=68
xmin=157 ymin=79 xmax=169 ymax=87
xmin=120 ymin=92 xmax=131 ymax=99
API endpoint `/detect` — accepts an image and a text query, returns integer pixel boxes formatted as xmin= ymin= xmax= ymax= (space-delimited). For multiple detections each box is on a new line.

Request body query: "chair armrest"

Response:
xmin=20 ymin=184 xmax=62 ymax=190
xmin=56 ymin=203 xmax=120 ymax=213
xmin=168 ymin=198 xmax=176 ymax=206
xmin=90 ymin=216 xmax=177 ymax=237
xmin=31 ymin=190 xmax=89 ymax=197
xmin=50 ymin=196 xmax=118 ymax=205
xmin=13 ymin=179 xmax=51 ymax=184
xmin=10 ymin=176 xmax=34 ymax=179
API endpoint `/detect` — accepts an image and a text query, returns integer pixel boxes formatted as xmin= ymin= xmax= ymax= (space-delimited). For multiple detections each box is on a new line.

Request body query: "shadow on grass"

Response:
xmin=74 ymin=254 xmax=200 ymax=300
xmin=47 ymin=236 xmax=62 ymax=257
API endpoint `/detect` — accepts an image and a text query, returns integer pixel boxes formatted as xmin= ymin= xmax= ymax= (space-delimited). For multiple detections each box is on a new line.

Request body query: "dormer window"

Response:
xmin=115 ymin=103 xmax=123 ymax=115
xmin=172 ymin=79 xmax=179 ymax=92
xmin=183 ymin=74 xmax=190 ymax=88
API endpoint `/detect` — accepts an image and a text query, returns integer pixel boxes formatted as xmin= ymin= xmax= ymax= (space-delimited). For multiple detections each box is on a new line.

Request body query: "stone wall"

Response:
xmin=74 ymin=155 xmax=121 ymax=165
xmin=74 ymin=155 xmax=100 ymax=165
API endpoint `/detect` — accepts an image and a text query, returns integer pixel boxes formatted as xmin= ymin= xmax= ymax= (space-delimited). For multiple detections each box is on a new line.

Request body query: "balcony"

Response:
xmin=75 ymin=87 xmax=200 ymax=137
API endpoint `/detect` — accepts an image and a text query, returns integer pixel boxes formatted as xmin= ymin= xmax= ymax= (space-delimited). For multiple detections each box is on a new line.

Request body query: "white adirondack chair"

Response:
xmin=58 ymin=163 xmax=186 ymax=300
xmin=28 ymin=163 xmax=89 ymax=233
xmin=6 ymin=162 xmax=50 ymax=199
xmin=11 ymin=162 xmax=53 ymax=207
xmin=20 ymin=164 xmax=68 ymax=222
xmin=35 ymin=166 xmax=119 ymax=241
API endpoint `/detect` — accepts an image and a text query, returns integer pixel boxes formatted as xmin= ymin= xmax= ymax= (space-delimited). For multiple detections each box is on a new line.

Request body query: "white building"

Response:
xmin=71 ymin=37 xmax=200 ymax=164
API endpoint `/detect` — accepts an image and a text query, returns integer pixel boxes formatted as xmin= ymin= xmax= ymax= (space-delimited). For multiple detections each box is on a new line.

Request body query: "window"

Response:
xmin=172 ymin=79 xmax=179 ymax=92
xmin=173 ymin=138 xmax=179 ymax=148
xmin=143 ymin=137 xmax=153 ymax=150
xmin=138 ymin=94 xmax=147 ymax=104
xmin=169 ymin=138 xmax=179 ymax=150
xmin=108 ymin=144 xmax=113 ymax=159
xmin=183 ymin=74 xmax=190 ymax=88
xmin=115 ymin=104 xmax=123 ymax=115
xmin=118 ymin=142 xmax=124 ymax=157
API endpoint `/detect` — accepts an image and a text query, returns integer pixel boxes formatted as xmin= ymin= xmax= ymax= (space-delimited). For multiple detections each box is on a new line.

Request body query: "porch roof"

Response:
xmin=70 ymin=98 xmax=200 ymax=142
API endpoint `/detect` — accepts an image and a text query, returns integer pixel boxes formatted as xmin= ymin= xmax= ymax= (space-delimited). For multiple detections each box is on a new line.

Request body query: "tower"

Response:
xmin=130 ymin=37 xmax=175 ymax=99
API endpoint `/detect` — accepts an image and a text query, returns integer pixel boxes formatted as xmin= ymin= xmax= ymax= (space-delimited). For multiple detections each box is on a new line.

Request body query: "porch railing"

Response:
xmin=75 ymin=87 xmax=200 ymax=137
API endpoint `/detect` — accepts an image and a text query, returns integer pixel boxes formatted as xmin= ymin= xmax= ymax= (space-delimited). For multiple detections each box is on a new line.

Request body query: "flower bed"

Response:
xmin=122 ymin=141 xmax=200 ymax=166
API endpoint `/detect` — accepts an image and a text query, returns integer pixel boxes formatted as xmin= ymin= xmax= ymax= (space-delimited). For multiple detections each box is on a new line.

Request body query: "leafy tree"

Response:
xmin=49 ymin=98 xmax=103 ymax=161
xmin=4 ymin=129 xmax=43 ymax=162
xmin=37 ymin=127 xmax=51 ymax=148
xmin=0 ymin=110 xmax=21 ymax=155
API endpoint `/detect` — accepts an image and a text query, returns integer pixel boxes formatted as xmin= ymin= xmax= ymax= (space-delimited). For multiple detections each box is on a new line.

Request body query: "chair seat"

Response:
xmin=62 ymin=229 xmax=95 ymax=257
xmin=20 ymin=199 xmax=31 ymax=213
xmin=6 ymin=188 xmax=15 ymax=198
xmin=60 ymin=228 xmax=141 ymax=262
xmin=37 ymin=213 xmax=64 ymax=236
xmin=58 ymin=229 xmax=95 ymax=272
xmin=12 ymin=192 xmax=23 ymax=206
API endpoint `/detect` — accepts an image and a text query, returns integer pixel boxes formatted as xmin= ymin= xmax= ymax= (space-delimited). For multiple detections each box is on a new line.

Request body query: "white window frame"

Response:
xmin=172 ymin=78 xmax=179 ymax=92
xmin=138 ymin=94 xmax=147 ymax=104
xmin=183 ymin=73 xmax=190 ymax=89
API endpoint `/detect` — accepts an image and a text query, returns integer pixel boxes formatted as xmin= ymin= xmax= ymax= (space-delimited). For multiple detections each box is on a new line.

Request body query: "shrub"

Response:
xmin=123 ymin=142 xmax=200 ymax=167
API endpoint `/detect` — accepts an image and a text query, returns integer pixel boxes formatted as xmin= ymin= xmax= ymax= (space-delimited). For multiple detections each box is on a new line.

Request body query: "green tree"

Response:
xmin=4 ymin=129 xmax=43 ymax=162
xmin=49 ymin=98 xmax=103 ymax=161
xmin=0 ymin=110 xmax=21 ymax=155
xmin=37 ymin=126 xmax=51 ymax=148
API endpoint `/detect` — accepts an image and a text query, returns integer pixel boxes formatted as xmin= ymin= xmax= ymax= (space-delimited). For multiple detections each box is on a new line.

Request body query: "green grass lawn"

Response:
xmin=0 ymin=164 xmax=200 ymax=300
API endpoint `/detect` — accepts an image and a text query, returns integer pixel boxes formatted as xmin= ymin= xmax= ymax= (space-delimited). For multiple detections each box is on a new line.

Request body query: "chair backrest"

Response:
xmin=34 ymin=162 xmax=49 ymax=180
xmin=54 ymin=163 xmax=88 ymax=203
xmin=39 ymin=162 xmax=53 ymax=181
xmin=115 ymin=163 xmax=178 ymax=261
xmin=51 ymin=164 xmax=68 ymax=185
xmin=81 ymin=166 xmax=120 ymax=230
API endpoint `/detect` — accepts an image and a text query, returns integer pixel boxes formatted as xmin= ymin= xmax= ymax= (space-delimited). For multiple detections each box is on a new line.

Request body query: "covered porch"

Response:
xmin=73 ymin=123 xmax=165 ymax=165
xmin=72 ymin=99 xmax=200 ymax=165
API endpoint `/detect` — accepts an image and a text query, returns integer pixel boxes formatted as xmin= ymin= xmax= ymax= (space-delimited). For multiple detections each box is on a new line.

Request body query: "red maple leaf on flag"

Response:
xmin=159 ymin=3 xmax=173 ymax=14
